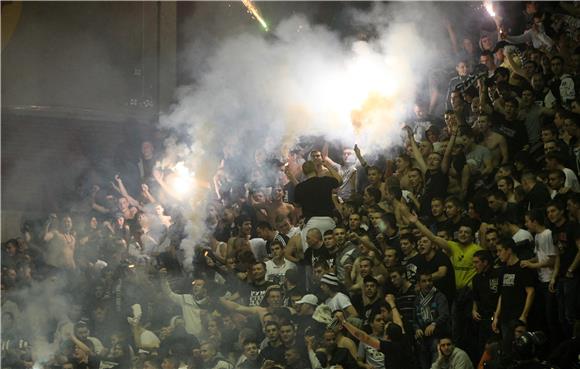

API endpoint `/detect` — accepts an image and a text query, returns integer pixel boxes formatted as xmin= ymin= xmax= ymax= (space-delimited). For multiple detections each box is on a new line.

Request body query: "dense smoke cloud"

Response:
xmin=160 ymin=2 xmax=448 ymax=252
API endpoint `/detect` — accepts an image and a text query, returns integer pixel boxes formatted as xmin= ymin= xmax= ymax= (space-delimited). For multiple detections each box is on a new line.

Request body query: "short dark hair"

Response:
xmin=497 ymin=237 xmax=516 ymax=250
xmin=365 ymin=187 xmax=382 ymax=203
xmin=526 ymin=209 xmax=546 ymax=226
xmin=473 ymin=250 xmax=494 ymax=265
xmin=256 ymin=221 xmax=274 ymax=230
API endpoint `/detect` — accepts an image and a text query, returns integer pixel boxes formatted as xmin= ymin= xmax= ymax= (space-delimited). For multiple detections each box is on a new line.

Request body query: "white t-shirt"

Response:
xmin=265 ymin=258 xmax=297 ymax=284
xmin=325 ymin=292 xmax=353 ymax=313
xmin=534 ymin=229 xmax=557 ymax=283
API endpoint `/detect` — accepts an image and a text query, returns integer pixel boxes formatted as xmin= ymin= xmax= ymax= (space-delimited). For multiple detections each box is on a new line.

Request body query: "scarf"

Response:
xmin=418 ymin=287 xmax=437 ymax=324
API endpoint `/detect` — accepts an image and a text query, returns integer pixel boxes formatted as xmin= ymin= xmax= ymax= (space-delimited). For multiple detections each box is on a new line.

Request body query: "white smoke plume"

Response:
xmin=159 ymin=3 xmax=448 ymax=264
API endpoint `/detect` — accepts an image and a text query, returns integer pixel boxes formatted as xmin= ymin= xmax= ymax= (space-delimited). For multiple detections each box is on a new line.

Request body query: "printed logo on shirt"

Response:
xmin=503 ymin=273 xmax=515 ymax=287
xmin=249 ymin=290 xmax=266 ymax=307
xmin=489 ymin=278 xmax=499 ymax=293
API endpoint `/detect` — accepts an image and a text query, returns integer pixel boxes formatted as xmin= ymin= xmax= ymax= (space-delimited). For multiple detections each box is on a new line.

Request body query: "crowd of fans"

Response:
xmin=2 ymin=2 xmax=580 ymax=369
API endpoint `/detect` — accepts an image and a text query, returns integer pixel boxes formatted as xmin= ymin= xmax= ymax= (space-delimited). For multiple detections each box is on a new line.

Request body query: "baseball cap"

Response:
xmin=296 ymin=294 xmax=318 ymax=306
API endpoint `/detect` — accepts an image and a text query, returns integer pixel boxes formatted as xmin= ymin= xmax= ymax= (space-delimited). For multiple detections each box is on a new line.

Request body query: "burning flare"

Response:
xmin=241 ymin=0 xmax=269 ymax=31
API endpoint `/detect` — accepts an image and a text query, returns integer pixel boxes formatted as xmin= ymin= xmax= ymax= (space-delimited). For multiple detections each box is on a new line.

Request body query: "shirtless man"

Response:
xmin=474 ymin=114 xmax=508 ymax=167
xmin=253 ymin=186 xmax=296 ymax=225
xmin=43 ymin=214 xmax=76 ymax=270
xmin=310 ymin=150 xmax=331 ymax=177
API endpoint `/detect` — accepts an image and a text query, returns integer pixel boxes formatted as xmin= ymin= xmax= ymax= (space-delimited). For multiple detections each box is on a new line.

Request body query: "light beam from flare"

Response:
xmin=241 ymin=0 xmax=269 ymax=31
xmin=483 ymin=0 xmax=496 ymax=17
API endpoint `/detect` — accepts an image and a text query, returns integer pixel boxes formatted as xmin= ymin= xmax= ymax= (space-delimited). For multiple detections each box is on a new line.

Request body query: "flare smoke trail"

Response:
xmin=160 ymin=3 xmax=449 ymax=266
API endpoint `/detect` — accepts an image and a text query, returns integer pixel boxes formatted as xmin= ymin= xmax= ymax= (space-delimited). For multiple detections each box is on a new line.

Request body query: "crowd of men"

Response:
xmin=2 ymin=2 xmax=580 ymax=369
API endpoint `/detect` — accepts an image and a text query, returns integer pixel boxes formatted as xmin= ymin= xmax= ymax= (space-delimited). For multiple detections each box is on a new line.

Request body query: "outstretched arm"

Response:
xmin=404 ymin=207 xmax=450 ymax=252
xmin=405 ymin=126 xmax=427 ymax=173
xmin=335 ymin=312 xmax=380 ymax=350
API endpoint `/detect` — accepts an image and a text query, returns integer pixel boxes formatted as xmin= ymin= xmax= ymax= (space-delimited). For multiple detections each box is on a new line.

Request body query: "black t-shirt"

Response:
xmin=492 ymin=114 xmax=529 ymax=159
xmin=294 ymin=176 xmax=339 ymax=220
xmin=416 ymin=250 xmax=456 ymax=304
xmin=380 ymin=338 xmax=413 ymax=369
xmin=549 ymin=221 xmax=577 ymax=277
xmin=421 ymin=170 xmax=448 ymax=216
xmin=499 ymin=261 xmax=535 ymax=322
xmin=402 ymin=254 xmax=422 ymax=285
xmin=351 ymin=294 xmax=384 ymax=329
xmin=244 ymin=280 xmax=274 ymax=307
xmin=472 ymin=268 xmax=500 ymax=318
xmin=302 ymin=245 xmax=331 ymax=268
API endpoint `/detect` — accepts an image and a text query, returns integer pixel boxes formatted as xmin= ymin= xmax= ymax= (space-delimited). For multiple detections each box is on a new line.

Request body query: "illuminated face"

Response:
xmin=383 ymin=250 xmax=398 ymax=268
xmin=548 ymin=173 xmax=564 ymax=190
xmin=531 ymin=73 xmax=544 ymax=90
xmin=439 ymin=338 xmax=454 ymax=357
xmin=264 ymin=324 xmax=279 ymax=341
xmin=445 ymin=201 xmax=459 ymax=218
xmin=118 ymin=197 xmax=129 ymax=211
xmin=418 ymin=236 xmax=433 ymax=255
xmin=419 ymin=274 xmax=433 ymax=293
xmin=322 ymin=331 xmax=337 ymax=349
xmin=497 ymin=179 xmax=511 ymax=194
xmin=457 ymin=226 xmax=473 ymax=244
xmin=349 ymin=214 xmax=361 ymax=231
xmin=343 ymin=149 xmax=355 ymax=163
xmin=360 ymin=260 xmax=372 ymax=277
xmin=200 ymin=344 xmax=215 ymax=363
xmin=504 ymin=102 xmax=517 ymax=119
xmin=333 ymin=228 xmax=346 ymax=245
xmin=551 ymin=58 xmax=563 ymax=76
xmin=252 ymin=264 xmax=266 ymax=280
xmin=141 ymin=141 xmax=154 ymax=159
xmin=395 ymin=156 xmax=410 ymax=171
xmin=161 ymin=358 xmax=176 ymax=369
xmin=313 ymin=266 xmax=327 ymax=281
xmin=514 ymin=325 xmax=527 ymax=339
xmin=323 ymin=234 xmax=336 ymax=249
xmin=390 ymin=272 xmax=403 ymax=288
xmin=244 ymin=343 xmax=259 ymax=361
xmin=487 ymin=196 xmax=502 ymax=212
xmin=496 ymin=245 xmax=510 ymax=263
xmin=253 ymin=191 xmax=266 ymax=204
xmin=310 ymin=151 xmax=323 ymax=164
xmin=191 ymin=279 xmax=207 ymax=298
xmin=408 ymin=170 xmax=422 ymax=188
xmin=451 ymin=92 xmax=463 ymax=110
xmin=546 ymin=205 xmax=564 ymax=224
xmin=485 ymin=232 xmax=498 ymax=249
xmin=276 ymin=218 xmax=291 ymax=235
xmin=280 ymin=324 xmax=295 ymax=344
xmin=241 ymin=221 xmax=252 ymax=236
xmin=367 ymin=169 xmax=381 ymax=184
xmin=62 ymin=216 xmax=73 ymax=232
xmin=371 ymin=314 xmax=385 ymax=334
xmin=272 ymin=187 xmax=284 ymax=201
xmin=427 ymin=153 xmax=442 ymax=170
xmin=456 ymin=62 xmax=468 ymax=76
xmin=266 ymin=291 xmax=282 ymax=307
xmin=364 ymin=281 xmax=378 ymax=299
xmin=400 ymin=239 xmax=415 ymax=256
xmin=271 ymin=243 xmax=284 ymax=259
xmin=431 ymin=199 xmax=444 ymax=217
xmin=472 ymin=257 xmax=487 ymax=273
